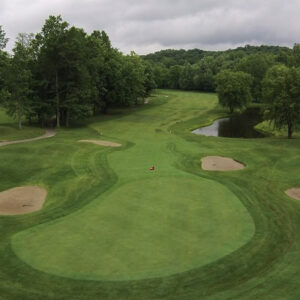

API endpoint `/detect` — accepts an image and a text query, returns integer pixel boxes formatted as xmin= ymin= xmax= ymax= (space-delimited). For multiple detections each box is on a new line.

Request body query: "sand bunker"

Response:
xmin=285 ymin=188 xmax=300 ymax=201
xmin=201 ymin=156 xmax=245 ymax=171
xmin=79 ymin=140 xmax=121 ymax=147
xmin=0 ymin=186 xmax=47 ymax=215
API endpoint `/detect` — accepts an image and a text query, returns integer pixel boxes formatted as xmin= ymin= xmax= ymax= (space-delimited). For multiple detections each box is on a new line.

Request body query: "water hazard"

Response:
xmin=192 ymin=108 xmax=265 ymax=138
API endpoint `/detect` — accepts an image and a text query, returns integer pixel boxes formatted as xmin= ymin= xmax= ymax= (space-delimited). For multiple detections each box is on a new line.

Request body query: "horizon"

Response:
xmin=1 ymin=0 xmax=300 ymax=55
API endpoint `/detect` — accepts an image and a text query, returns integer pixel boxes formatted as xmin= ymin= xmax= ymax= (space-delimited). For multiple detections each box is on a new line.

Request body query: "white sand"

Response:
xmin=79 ymin=140 xmax=121 ymax=147
xmin=201 ymin=156 xmax=245 ymax=171
xmin=285 ymin=188 xmax=300 ymax=201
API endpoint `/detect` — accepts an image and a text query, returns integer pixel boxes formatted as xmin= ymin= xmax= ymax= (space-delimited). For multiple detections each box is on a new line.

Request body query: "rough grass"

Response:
xmin=0 ymin=109 xmax=44 ymax=141
xmin=0 ymin=90 xmax=299 ymax=299
xmin=255 ymin=120 xmax=300 ymax=138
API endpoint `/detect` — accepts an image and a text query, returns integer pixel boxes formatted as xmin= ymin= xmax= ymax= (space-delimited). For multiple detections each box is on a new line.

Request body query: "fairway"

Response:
xmin=0 ymin=90 xmax=300 ymax=299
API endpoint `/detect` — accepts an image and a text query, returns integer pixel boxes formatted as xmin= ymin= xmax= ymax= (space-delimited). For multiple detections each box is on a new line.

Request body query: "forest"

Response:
xmin=142 ymin=45 xmax=296 ymax=94
xmin=0 ymin=16 xmax=155 ymax=129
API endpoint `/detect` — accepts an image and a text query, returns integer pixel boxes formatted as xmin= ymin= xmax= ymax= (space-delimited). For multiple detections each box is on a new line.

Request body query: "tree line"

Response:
xmin=144 ymin=46 xmax=300 ymax=138
xmin=142 ymin=46 xmax=291 ymax=95
xmin=0 ymin=16 xmax=155 ymax=129
xmin=0 ymin=16 xmax=299 ymax=137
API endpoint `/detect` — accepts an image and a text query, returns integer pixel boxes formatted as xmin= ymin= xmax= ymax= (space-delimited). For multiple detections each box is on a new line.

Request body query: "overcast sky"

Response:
xmin=1 ymin=0 xmax=299 ymax=54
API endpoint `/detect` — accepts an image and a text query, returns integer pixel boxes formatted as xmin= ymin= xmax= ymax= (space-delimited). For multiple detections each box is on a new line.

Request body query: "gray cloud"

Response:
xmin=1 ymin=0 xmax=299 ymax=54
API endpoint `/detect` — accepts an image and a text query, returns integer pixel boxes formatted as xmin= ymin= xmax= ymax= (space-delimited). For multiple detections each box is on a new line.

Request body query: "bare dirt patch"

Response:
xmin=0 ymin=186 xmax=47 ymax=215
xmin=201 ymin=156 xmax=245 ymax=171
xmin=285 ymin=188 xmax=300 ymax=201
xmin=79 ymin=140 xmax=121 ymax=147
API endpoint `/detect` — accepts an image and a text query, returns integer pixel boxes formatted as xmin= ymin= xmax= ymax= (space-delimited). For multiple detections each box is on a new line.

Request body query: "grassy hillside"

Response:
xmin=0 ymin=90 xmax=299 ymax=299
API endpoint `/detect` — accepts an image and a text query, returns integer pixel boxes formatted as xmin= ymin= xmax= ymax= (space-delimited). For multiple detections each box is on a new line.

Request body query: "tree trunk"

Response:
xmin=17 ymin=102 xmax=22 ymax=130
xmin=55 ymin=71 xmax=60 ymax=128
xmin=288 ymin=123 xmax=293 ymax=139
xmin=102 ymin=104 xmax=108 ymax=114
xmin=18 ymin=114 xmax=22 ymax=130
xmin=66 ymin=108 xmax=70 ymax=128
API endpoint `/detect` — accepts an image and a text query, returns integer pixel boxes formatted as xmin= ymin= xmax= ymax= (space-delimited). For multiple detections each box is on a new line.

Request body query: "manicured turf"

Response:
xmin=0 ymin=90 xmax=300 ymax=299
xmin=12 ymin=177 xmax=254 ymax=281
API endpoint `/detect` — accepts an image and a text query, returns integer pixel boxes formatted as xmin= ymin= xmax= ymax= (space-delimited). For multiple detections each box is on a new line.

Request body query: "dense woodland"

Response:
xmin=0 ymin=16 xmax=300 ymax=137
xmin=142 ymin=46 xmax=294 ymax=95
xmin=143 ymin=45 xmax=300 ymax=138
xmin=0 ymin=16 xmax=155 ymax=129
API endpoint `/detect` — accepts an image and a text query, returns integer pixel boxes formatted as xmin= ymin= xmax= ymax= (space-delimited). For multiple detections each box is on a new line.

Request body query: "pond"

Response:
xmin=192 ymin=107 xmax=265 ymax=138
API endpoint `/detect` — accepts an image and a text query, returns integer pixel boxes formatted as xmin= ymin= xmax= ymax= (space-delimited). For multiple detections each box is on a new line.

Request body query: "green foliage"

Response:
xmin=1 ymin=33 xmax=34 ymax=129
xmin=168 ymin=65 xmax=181 ymax=89
xmin=0 ymin=16 xmax=154 ymax=129
xmin=290 ymin=43 xmax=300 ymax=67
xmin=255 ymin=120 xmax=300 ymax=138
xmin=179 ymin=62 xmax=194 ymax=90
xmin=192 ymin=56 xmax=217 ymax=91
xmin=215 ymin=70 xmax=253 ymax=113
xmin=142 ymin=48 xmax=205 ymax=66
xmin=262 ymin=64 xmax=300 ymax=138
xmin=0 ymin=25 xmax=8 ymax=49
xmin=236 ymin=53 xmax=275 ymax=101
xmin=151 ymin=63 xmax=170 ymax=88
xmin=0 ymin=45 xmax=10 ymax=95
xmin=142 ymin=45 xmax=291 ymax=95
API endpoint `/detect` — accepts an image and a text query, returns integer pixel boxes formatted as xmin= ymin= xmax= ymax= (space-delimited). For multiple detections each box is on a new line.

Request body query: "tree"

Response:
xmin=0 ymin=50 xmax=9 ymax=97
xmin=290 ymin=44 xmax=300 ymax=67
xmin=143 ymin=62 xmax=156 ymax=95
xmin=215 ymin=70 xmax=253 ymax=114
xmin=179 ymin=62 xmax=194 ymax=90
xmin=0 ymin=25 xmax=8 ymax=49
xmin=34 ymin=15 xmax=69 ymax=127
xmin=151 ymin=63 xmax=170 ymax=88
xmin=168 ymin=65 xmax=181 ymax=89
xmin=117 ymin=52 xmax=147 ymax=106
xmin=262 ymin=65 xmax=300 ymax=138
xmin=59 ymin=26 xmax=93 ymax=127
xmin=86 ymin=30 xmax=109 ymax=114
xmin=236 ymin=54 xmax=275 ymax=102
xmin=0 ymin=26 xmax=9 ymax=105
xmin=193 ymin=56 xmax=216 ymax=92
xmin=1 ymin=33 xmax=33 ymax=129
xmin=1 ymin=16 xmax=155 ymax=128
xmin=90 ymin=31 xmax=123 ymax=113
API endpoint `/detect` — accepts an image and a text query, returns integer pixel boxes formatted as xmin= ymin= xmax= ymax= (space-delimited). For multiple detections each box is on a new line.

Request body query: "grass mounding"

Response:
xmin=0 ymin=90 xmax=299 ymax=299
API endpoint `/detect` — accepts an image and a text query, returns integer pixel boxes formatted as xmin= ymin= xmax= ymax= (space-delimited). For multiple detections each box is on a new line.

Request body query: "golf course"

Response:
xmin=0 ymin=89 xmax=300 ymax=299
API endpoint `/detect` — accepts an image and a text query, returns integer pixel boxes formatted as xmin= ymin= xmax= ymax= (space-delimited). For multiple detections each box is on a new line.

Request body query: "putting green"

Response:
xmin=12 ymin=177 xmax=254 ymax=281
